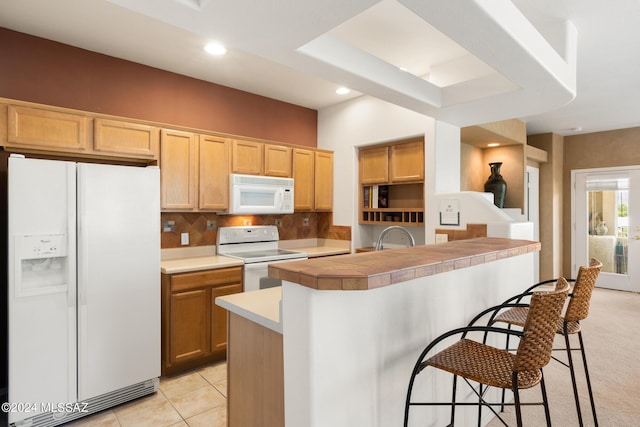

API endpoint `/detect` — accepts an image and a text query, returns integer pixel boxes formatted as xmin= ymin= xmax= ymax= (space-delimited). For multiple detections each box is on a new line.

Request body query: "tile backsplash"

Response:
xmin=160 ymin=212 xmax=350 ymax=249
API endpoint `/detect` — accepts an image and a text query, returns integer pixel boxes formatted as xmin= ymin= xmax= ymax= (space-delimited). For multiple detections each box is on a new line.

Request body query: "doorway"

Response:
xmin=572 ymin=167 xmax=640 ymax=291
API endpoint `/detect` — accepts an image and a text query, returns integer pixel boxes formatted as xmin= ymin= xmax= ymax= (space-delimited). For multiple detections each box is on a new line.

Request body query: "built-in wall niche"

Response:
xmin=361 ymin=183 xmax=424 ymax=225
xmin=460 ymin=119 xmax=527 ymax=212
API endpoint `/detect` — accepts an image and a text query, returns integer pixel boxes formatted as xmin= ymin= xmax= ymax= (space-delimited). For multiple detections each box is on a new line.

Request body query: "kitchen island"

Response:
xmin=216 ymin=237 xmax=540 ymax=427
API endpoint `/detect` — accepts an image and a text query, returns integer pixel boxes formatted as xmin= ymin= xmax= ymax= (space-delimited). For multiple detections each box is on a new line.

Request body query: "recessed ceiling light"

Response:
xmin=204 ymin=41 xmax=227 ymax=56
xmin=336 ymin=87 xmax=350 ymax=95
xmin=487 ymin=143 xmax=500 ymax=147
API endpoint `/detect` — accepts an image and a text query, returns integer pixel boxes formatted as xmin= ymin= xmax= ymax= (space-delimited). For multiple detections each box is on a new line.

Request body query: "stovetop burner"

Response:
xmin=216 ymin=225 xmax=307 ymax=263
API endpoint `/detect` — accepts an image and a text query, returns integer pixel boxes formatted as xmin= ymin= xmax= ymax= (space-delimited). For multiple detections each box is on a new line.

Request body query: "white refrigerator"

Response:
xmin=7 ymin=155 xmax=160 ymax=426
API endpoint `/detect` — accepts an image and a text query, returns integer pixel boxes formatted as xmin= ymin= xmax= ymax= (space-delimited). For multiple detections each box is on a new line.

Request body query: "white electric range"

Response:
xmin=216 ymin=225 xmax=307 ymax=291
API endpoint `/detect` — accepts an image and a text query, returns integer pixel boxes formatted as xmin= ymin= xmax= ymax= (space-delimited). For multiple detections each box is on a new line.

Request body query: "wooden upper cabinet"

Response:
xmin=264 ymin=144 xmax=292 ymax=177
xmin=359 ymin=146 xmax=389 ymax=184
xmin=6 ymin=105 xmax=89 ymax=153
xmin=160 ymin=129 xmax=198 ymax=210
xmin=293 ymin=148 xmax=334 ymax=211
xmin=199 ymin=135 xmax=230 ymax=211
xmin=293 ymin=148 xmax=315 ymax=211
xmin=314 ymin=151 xmax=333 ymax=211
xmin=232 ymin=139 xmax=263 ymax=175
xmin=232 ymin=140 xmax=293 ymax=177
xmin=94 ymin=118 xmax=159 ymax=160
xmin=390 ymin=140 xmax=424 ymax=183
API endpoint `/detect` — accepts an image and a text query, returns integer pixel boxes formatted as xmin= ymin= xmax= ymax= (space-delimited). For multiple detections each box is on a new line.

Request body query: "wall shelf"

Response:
xmin=361 ymin=208 xmax=424 ymax=226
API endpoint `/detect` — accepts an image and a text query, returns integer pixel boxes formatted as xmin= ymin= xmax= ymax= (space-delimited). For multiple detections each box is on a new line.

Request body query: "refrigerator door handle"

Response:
xmin=78 ymin=221 xmax=88 ymax=307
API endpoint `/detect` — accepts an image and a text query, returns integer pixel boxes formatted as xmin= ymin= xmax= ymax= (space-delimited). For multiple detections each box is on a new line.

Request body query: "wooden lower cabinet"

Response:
xmin=228 ymin=312 xmax=284 ymax=427
xmin=161 ymin=266 xmax=243 ymax=376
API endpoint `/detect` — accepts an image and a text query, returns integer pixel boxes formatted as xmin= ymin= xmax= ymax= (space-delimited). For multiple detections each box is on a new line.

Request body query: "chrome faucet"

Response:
xmin=374 ymin=226 xmax=416 ymax=251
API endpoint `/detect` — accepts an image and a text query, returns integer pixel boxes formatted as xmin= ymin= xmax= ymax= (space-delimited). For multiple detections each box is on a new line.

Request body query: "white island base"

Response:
xmin=217 ymin=238 xmax=539 ymax=427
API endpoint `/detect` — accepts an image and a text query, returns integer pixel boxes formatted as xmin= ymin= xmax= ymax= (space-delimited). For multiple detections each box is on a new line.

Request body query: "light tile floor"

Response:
xmin=65 ymin=361 xmax=227 ymax=427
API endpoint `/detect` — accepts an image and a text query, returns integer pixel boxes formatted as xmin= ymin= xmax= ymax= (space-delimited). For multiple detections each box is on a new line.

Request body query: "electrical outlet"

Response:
xmin=275 ymin=219 xmax=282 ymax=226
xmin=206 ymin=220 xmax=216 ymax=231
xmin=303 ymin=217 xmax=310 ymax=226
xmin=163 ymin=220 xmax=175 ymax=232
xmin=181 ymin=233 xmax=189 ymax=245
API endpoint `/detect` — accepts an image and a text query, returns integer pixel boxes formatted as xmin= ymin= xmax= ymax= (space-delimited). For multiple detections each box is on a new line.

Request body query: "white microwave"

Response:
xmin=228 ymin=174 xmax=294 ymax=214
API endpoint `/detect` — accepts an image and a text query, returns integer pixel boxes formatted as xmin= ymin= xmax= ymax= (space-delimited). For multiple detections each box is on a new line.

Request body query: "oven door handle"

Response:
xmin=243 ymin=261 xmax=271 ymax=270
xmin=243 ymin=258 xmax=308 ymax=270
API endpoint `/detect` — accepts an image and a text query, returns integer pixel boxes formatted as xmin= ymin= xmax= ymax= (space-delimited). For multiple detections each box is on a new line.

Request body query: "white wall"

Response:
xmin=318 ymin=95 xmax=461 ymax=247
xmin=434 ymin=192 xmax=534 ymax=240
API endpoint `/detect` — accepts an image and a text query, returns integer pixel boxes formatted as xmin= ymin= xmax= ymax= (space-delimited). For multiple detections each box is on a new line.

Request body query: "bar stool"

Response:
xmin=490 ymin=259 xmax=602 ymax=426
xmin=404 ymin=278 xmax=570 ymax=427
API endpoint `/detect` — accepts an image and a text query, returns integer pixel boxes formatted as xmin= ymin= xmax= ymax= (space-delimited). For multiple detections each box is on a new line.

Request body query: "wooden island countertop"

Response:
xmin=269 ymin=237 xmax=540 ymax=290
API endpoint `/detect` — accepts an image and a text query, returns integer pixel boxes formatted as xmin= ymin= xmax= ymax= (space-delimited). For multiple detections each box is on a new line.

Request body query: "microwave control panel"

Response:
xmin=282 ymin=188 xmax=293 ymax=208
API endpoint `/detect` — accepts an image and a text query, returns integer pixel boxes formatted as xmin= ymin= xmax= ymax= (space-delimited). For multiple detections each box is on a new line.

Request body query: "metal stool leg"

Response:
xmin=477 ymin=383 xmax=483 ymax=427
xmin=578 ymin=330 xmax=599 ymax=427
xmin=512 ymin=372 xmax=523 ymax=427
xmin=564 ymin=326 xmax=585 ymax=426
xmin=540 ymin=370 xmax=552 ymax=427
xmin=451 ymin=375 xmax=458 ymax=427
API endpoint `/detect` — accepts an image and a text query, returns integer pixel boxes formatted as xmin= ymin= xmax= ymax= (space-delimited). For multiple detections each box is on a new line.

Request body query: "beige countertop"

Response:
xmin=279 ymin=238 xmax=350 ymax=258
xmin=161 ymin=255 xmax=244 ymax=274
xmin=269 ymin=237 xmax=541 ymax=291
xmin=161 ymin=239 xmax=351 ymax=274
xmin=215 ymin=287 xmax=282 ymax=333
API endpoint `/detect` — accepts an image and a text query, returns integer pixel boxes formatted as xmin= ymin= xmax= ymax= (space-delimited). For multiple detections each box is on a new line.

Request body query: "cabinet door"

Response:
xmin=314 ymin=151 xmax=333 ymax=211
xmin=390 ymin=140 xmax=424 ymax=183
xmin=264 ymin=144 xmax=292 ymax=177
xmin=211 ymin=283 xmax=243 ymax=355
xmin=160 ymin=129 xmax=197 ymax=210
xmin=232 ymin=139 xmax=263 ymax=175
xmin=94 ymin=118 xmax=159 ymax=160
xmin=359 ymin=146 xmax=389 ymax=184
xmin=199 ymin=135 xmax=230 ymax=210
xmin=6 ymin=105 xmax=89 ymax=153
xmin=293 ymin=148 xmax=315 ymax=211
xmin=169 ymin=287 xmax=211 ymax=365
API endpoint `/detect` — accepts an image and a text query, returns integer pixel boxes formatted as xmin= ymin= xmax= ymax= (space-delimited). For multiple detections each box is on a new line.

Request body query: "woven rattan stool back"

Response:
xmin=564 ymin=259 xmax=602 ymax=323
xmin=513 ymin=277 xmax=570 ymax=372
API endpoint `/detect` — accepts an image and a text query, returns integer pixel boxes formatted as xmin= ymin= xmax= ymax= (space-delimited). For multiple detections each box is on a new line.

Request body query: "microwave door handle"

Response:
xmin=275 ymin=190 xmax=282 ymax=208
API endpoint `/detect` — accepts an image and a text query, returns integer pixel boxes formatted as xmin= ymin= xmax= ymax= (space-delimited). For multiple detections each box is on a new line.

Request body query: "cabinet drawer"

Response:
xmin=170 ymin=266 xmax=242 ymax=292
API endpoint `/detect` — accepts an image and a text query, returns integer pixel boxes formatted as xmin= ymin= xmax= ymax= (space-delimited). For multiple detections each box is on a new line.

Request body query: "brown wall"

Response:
xmin=0 ymin=28 xmax=334 ymax=248
xmin=562 ymin=126 xmax=640 ymax=275
xmin=0 ymin=28 xmax=317 ymax=147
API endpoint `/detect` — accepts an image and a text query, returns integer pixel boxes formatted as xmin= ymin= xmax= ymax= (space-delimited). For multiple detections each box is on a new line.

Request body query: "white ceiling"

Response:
xmin=1 ymin=0 xmax=639 ymax=136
